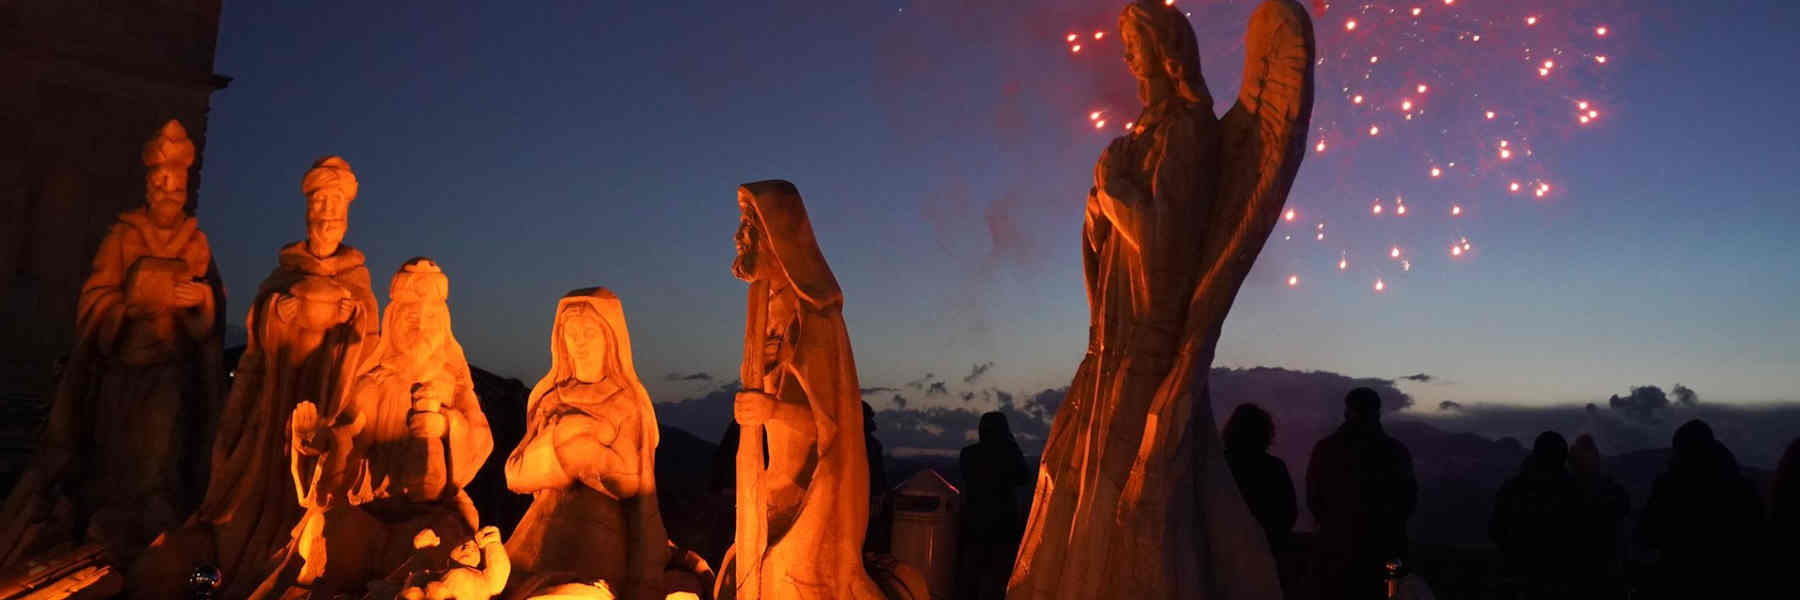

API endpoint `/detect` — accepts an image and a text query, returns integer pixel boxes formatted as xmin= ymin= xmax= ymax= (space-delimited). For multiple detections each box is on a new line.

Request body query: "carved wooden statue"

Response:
xmin=0 ymin=119 xmax=224 ymax=569
xmin=716 ymin=181 xmax=884 ymax=600
xmin=251 ymin=257 xmax=493 ymax=599
xmin=1009 ymin=2 xmax=1315 ymax=598
xmin=130 ymin=155 xmax=383 ymax=597
xmin=503 ymin=288 xmax=670 ymax=600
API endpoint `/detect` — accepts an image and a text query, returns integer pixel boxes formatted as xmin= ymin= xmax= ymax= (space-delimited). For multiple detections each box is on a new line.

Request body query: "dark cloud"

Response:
xmin=1401 ymin=373 xmax=1435 ymax=383
xmin=1439 ymin=401 xmax=1464 ymax=411
xmin=860 ymin=386 xmax=900 ymax=395
xmin=927 ymin=381 xmax=949 ymax=396
xmin=963 ymin=361 xmax=996 ymax=384
xmin=651 ymin=380 xmax=741 ymax=442
xmin=1608 ymin=385 xmax=1671 ymax=423
xmin=664 ymin=372 xmax=713 ymax=382
xmin=1671 ymin=383 xmax=1699 ymax=407
xmin=905 ymin=373 xmax=937 ymax=390
xmin=1411 ymin=397 xmax=1800 ymax=469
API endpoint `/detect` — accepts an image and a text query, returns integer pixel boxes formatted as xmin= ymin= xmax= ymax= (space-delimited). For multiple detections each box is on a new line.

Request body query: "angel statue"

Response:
xmin=1008 ymin=1 xmax=1315 ymax=599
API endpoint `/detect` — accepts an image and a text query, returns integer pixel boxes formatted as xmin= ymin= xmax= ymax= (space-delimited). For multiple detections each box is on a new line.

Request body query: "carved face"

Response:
xmin=391 ymin=300 xmax=450 ymax=357
xmin=145 ymin=166 xmax=188 ymax=221
xmin=1120 ymin=19 xmax=1159 ymax=82
xmin=449 ymin=539 xmax=481 ymax=568
xmin=306 ymin=188 xmax=351 ymax=255
xmin=732 ymin=194 xmax=763 ymax=282
xmin=560 ymin=309 xmax=609 ymax=383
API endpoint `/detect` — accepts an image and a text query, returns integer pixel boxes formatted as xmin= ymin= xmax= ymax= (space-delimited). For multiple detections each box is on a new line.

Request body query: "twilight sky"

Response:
xmin=197 ymin=0 xmax=1799 ymax=415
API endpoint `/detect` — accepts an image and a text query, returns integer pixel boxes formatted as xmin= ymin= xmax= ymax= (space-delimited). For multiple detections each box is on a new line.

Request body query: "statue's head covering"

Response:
xmin=1119 ymin=0 xmax=1213 ymax=106
xmin=389 ymin=257 xmax=449 ymax=304
xmin=737 ymin=180 xmax=843 ymax=311
xmin=363 ymin=257 xmax=469 ymax=385
xmin=142 ymin=119 xmax=196 ymax=169
xmin=302 ymin=155 xmax=360 ymax=200
xmin=528 ymin=287 xmax=658 ymax=456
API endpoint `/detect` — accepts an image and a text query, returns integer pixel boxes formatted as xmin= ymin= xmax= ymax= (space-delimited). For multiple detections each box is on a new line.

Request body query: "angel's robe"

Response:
xmin=1011 ymin=2 xmax=1314 ymax=598
xmin=0 ymin=207 xmax=222 ymax=569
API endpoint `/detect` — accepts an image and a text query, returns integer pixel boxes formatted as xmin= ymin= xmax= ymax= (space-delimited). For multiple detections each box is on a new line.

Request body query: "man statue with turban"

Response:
xmin=131 ymin=155 xmax=382 ymax=597
xmin=0 ymin=120 xmax=225 ymax=569
xmin=252 ymin=257 xmax=493 ymax=599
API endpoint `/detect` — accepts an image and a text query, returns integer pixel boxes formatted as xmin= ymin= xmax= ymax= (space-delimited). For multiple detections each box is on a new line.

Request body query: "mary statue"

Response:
xmin=504 ymin=288 xmax=670 ymax=600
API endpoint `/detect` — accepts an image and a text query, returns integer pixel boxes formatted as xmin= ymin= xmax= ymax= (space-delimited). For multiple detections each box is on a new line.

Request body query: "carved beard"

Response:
xmin=732 ymin=250 xmax=756 ymax=282
xmin=146 ymin=191 xmax=186 ymax=224
xmin=732 ymin=224 xmax=761 ymax=282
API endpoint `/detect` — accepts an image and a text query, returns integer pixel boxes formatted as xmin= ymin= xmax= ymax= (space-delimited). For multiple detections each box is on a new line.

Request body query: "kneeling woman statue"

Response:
xmin=503 ymin=288 xmax=674 ymax=600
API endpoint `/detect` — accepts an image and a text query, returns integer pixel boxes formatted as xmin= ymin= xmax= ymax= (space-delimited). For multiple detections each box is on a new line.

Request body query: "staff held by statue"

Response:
xmin=735 ymin=278 xmax=770 ymax=600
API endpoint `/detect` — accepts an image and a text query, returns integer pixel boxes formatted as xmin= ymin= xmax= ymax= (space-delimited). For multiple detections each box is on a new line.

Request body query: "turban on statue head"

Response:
xmin=389 ymin=257 xmax=449 ymax=304
xmin=142 ymin=119 xmax=196 ymax=170
xmin=302 ymin=155 xmax=359 ymax=200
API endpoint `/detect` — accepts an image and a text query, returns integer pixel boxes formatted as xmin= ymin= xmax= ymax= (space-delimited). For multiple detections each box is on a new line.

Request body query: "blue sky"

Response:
xmin=197 ymin=0 xmax=1799 ymax=413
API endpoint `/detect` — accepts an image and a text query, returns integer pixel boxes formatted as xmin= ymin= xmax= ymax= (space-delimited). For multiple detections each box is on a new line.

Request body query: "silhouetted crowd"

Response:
xmin=935 ymin=387 xmax=1800 ymax=599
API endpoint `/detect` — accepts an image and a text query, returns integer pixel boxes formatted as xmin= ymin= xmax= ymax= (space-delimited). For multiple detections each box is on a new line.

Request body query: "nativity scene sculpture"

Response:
xmin=1009 ymin=1 xmax=1316 ymax=599
xmin=131 ymin=154 xmax=385 ymax=597
xmin=717 ymin=181 xmax=885 ymax=600
xmin=0 ymin=119 xmax=225 ymax=571
xmin=250 ymin=257 xmax=495 ymax=599
xmin=502 ymin=288 xmax=676 ymax=600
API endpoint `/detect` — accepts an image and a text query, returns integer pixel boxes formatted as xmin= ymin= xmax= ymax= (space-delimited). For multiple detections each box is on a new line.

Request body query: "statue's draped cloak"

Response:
xmin=729 ymin=180 xmax=883 ymax=600
xmin=1010 ymin=2 xmax=1314 ymax=598
xmin=0 ymin=208 xmax=222 ymax=568
xmin=505 ymin=290 xmax=669 ymax=600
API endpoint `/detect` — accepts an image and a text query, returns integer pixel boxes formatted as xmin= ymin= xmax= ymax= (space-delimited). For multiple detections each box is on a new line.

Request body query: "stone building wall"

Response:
xmin=0 ymin=0 xmax=228 ymax=482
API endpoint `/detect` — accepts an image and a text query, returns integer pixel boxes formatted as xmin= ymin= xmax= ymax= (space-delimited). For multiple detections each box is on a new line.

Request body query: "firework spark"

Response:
xmin=1058 ymin=0 xmax=1626 ymax=297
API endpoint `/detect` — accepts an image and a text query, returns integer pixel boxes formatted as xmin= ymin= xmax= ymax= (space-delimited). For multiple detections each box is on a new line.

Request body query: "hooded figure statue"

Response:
xmin=718 ymin=180 xmax=883 ymax=600
xmin=503 ymin=288 xmax=671 ymax=600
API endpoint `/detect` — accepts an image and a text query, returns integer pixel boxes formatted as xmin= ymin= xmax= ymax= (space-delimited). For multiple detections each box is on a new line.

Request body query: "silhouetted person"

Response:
xmin=1568 ymin=434 xmax=1629 ymax=600
xmin=1769 ymin=437 xmax=1799 ymax=575
xmin=955 ymin=411 xmax=1030 ymax=600
xmin=1489 ymin=432 xmax=1584 ymax=595
xmin=1634 ymin=420 xmax=1764 ymax=600
xmin=864 ymin=401 xmax=893 ymax=554
xmin=1224 ymin=403 xmax=1298 ymax=551
xmin=1306 ymin=387 xmax=1416 ymax=600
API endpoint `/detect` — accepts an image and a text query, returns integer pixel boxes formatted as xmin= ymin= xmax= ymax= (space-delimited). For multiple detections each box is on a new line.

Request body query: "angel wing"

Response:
xmin=1188 ymin=0 xmax=1316 ymax=331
